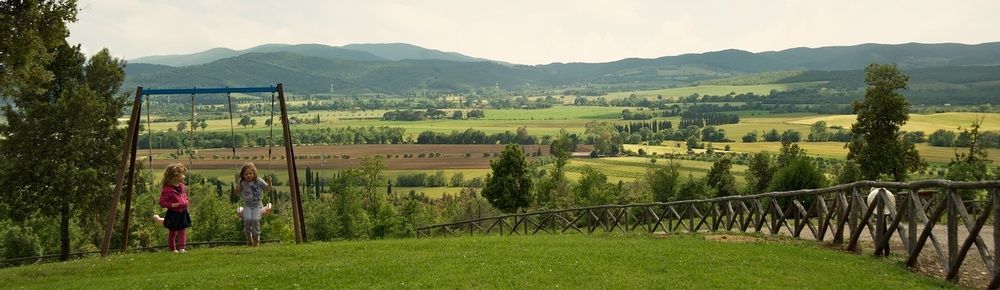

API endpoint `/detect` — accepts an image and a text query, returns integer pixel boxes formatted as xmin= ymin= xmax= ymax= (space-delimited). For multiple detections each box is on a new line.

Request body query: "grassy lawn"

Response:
xmin=0 ymin=234 xmax=954 ymax=289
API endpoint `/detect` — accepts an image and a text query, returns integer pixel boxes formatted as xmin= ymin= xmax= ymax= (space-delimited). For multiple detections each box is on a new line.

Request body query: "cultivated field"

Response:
xmin=144 ymin=144 xmax=552 ymax=170
xmin=791 ymin=112 xmax=1000 ymax=132
xmin=599 ymin=82 xmax=822 ymax=100
xmin=627 ymin=142 xmax=999 ymax=164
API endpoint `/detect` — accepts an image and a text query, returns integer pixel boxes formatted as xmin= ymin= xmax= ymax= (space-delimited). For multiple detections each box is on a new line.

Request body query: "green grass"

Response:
xmin=0 ymin=234 xmax=953 ymax=289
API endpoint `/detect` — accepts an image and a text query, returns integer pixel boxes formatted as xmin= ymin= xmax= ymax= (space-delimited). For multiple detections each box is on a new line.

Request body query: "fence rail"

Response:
xmin=416 ymin=180 xmax=1000 ymax=288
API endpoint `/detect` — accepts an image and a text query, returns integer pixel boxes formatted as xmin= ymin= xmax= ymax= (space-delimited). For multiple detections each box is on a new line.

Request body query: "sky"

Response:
xmin=68 ymin=0 xmax=1000 ymax=65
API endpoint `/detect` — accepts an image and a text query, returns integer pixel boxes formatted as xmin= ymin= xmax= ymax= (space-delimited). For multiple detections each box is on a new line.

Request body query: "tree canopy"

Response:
xmin=847 ymin=63 xmax=925 ymax=181
xmin=481 ymin=144 xmax=533 ymax=213
xmin=0 ymin=0 xmax=127 ymax=261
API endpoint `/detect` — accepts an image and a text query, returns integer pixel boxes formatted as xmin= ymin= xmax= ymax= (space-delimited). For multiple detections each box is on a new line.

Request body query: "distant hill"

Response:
xmin=131 ymin=47 xmax=240 ymax=67
xmin=131 ymin=44 xmax=387 ymax=66
xmin=126 ymin=52 xmax=563 ymax=94
xmin=759 ymin=42 xmax=1000 ymax=70
xmin=342 ymin=43 xmax=497 ymax=63
xmin=130 ymin=43 xmax=493 ymax=66
xmin=125 ymin=42 xmax=1000 ymax=98
xmin=124 ymin=63 xmax=175 ymax=76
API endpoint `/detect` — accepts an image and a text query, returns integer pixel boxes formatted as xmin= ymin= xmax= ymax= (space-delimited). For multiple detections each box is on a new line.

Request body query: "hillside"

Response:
xmin=342 ymin=43 xmax=496 ymax=63
xmin=0 ymin=235 xmax=953 ymax=288
xmin=131 ymin=44 xmax=387 ymax=66
xmin=124 ymin=42 xmax=1000 ymax=97
xmin=126 ymin=52 xmax=566 ymax=93
xmin=130 ymin=43 xmax=484 ymax=66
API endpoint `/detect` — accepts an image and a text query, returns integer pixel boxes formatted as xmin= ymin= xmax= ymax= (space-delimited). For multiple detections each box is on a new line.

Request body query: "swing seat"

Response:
xmin=236 ymin=203 xmax=273 ymax=219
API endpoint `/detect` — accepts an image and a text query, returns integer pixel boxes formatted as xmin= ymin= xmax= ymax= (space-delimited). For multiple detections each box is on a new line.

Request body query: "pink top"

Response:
xmin=159 ymin=183 xmax=189 ymax=212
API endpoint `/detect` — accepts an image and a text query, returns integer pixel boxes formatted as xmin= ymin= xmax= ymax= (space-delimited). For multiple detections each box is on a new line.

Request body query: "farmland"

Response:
xmin=144 ymin=144 xmax=551 ymax=171
xmin=144 ymin=106 xmax=629 ymax=137
xmin=144 ymin=105 xmax=997 ymax=143
xmin=790 ymin=112 xmax=1000 ymax=132
xmin=136 ymin=106 xmax=998 ymax=191
xmin=628 ymin=141 xmax=999 ymax=165
xmin=598 ymin=82 xmax=822 ymax=100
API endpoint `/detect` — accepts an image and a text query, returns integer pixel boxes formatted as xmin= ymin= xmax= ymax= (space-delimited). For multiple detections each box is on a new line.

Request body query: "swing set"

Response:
xmin=99 ymin=84 xmax=306 ymax=256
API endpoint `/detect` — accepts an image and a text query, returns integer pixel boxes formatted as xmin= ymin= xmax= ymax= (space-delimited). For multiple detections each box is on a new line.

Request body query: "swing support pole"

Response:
xmin=100 ymin=86 xmax=143 ymax=256
xmin=277 ymin=84 xmax=307 ymax=243
xmin=100 ymin=84 xmax=306 ymax=257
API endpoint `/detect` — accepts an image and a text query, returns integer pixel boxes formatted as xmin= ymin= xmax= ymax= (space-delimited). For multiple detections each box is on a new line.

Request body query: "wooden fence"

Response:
xmin=416 ymin=180 xmax=1000 ymax=288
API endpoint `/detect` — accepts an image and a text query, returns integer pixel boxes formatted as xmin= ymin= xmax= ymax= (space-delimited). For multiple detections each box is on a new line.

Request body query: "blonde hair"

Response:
xmin=162 ymin=163 xmax=187 ymax=186
xmin=240 ymin=162 xmax=258 ymax=181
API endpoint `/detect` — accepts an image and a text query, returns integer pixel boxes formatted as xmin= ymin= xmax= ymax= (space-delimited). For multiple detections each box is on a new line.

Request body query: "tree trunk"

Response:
xmin=60 ymin=201 xmax=70 ymax=261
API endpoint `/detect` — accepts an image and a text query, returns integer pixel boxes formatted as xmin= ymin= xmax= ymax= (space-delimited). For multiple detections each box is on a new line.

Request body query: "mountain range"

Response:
xmin=126 ymin=42 xmax=1000 ymax=96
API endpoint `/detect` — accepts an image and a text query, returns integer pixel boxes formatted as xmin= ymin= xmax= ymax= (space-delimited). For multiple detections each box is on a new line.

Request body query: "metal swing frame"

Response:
xmin=99 ymin=84 xmax=307 ymax=256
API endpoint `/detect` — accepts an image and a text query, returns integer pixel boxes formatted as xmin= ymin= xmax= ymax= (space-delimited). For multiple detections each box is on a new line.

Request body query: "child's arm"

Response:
xmin=263 ymin=176 xmax=273 ymax=192
xmin=158 ymin=190 xmax=175 ymax=209
xmin=235 ymin=182 xmax=243 ymax=196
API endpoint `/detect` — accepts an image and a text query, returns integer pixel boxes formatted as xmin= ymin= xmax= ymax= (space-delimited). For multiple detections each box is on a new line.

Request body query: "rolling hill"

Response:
xmin=124 ymin=42 xmax=1000 ymax=98
xmin=342 ymin=43 xmax=497 ymax=63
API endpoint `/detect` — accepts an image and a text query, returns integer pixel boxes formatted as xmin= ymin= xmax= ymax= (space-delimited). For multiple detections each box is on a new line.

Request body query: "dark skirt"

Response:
xmin=163 ymin=210 xmax=192 ymax=230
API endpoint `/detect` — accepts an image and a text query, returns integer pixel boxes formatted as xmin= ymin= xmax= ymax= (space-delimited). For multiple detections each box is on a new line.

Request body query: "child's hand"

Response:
xmin=266 ymin=176 xmax=273 ymax=184
xmin=171 ymin=202 xmax=180 ymax=208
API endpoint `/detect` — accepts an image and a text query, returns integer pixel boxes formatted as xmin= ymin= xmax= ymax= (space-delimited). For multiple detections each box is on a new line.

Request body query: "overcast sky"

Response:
xmin=68 ymin=0 xmax=1000 ymax=65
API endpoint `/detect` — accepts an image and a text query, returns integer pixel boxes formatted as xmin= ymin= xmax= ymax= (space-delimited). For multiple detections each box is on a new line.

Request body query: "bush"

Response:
xmin=1 ymin=225 xmax=43 ymax=265
xmin=396 ymin=173 xmax=429 ymax=187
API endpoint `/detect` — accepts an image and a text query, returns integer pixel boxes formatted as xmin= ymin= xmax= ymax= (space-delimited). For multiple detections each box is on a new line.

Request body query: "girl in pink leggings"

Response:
xmin=158 ymin=163 xmax=191 ymax=253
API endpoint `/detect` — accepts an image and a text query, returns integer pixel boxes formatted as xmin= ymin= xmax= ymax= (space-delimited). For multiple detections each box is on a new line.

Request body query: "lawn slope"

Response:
xmin=0 ymin=234 xmax=954 ymax=289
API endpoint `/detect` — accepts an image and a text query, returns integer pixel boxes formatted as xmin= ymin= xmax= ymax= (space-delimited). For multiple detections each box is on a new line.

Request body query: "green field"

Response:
xmin=0 ymin=234 xmax=954 ymax=289
xmin=145 ymin=106 xmax=627 ymax=137
xmin=558 ymin=157 xmax=748 ymax=188
xmin=144 ymin=105 xmax=995 ymax=143
xmin=599 ymin=82 xmax=821 ymax=100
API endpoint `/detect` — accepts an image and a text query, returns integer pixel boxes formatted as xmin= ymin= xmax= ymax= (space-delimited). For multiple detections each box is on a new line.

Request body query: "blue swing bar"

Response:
xmin=141 ymin=86 xmax=278 ymax=95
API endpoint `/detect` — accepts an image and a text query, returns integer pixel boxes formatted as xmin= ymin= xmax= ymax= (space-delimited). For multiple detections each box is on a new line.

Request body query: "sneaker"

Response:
xmin=179 ymin=249 xmax=187 ymax=253
xmin=172 ymin=250 xmax=179 ymax=253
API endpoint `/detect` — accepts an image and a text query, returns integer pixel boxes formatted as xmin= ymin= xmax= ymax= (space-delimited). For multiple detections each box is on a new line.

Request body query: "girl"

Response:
xmin=158 ymin=163 xmax=191 ymax=253
xmin=235 ymin=163 xmax=272 ymax=246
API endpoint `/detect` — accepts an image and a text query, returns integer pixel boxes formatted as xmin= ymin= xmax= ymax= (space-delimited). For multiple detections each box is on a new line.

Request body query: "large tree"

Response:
xmin=0 ymin=0 xmax=127 ymax=261
xmin=706 ymin=158 xmax=737 ymax=197
xmin=482 ymin=144 xmax=533 ymax=213
xmin=745 ymin=151 xmax=774 ymax=194
xmin=847 ymin=63 xmax=925 ymax=181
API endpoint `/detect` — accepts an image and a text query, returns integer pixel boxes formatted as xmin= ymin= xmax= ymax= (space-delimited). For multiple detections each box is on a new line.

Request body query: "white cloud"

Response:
xmin=67 ymin=0 xmax=1000 ymax=64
